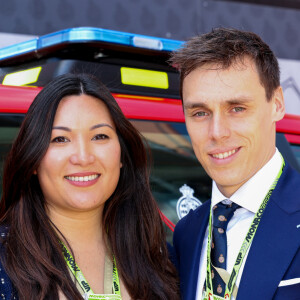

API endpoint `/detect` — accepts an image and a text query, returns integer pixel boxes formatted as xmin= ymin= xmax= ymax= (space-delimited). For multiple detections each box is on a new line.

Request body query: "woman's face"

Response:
xmin=37 ymin=94 xmax=122 ymax=216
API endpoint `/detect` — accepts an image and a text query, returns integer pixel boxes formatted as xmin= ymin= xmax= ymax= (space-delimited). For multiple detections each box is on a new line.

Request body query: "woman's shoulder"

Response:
xmin=0 ymin=224 xmax=9 ymax=238
xmin=0 ymin=226 xmax=19 ymax=300
xmin=0 ymin=258 xmax=14 ymax=299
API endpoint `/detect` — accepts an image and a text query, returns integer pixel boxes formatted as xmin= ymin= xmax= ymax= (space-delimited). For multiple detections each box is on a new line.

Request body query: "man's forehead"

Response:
xmin=185 ymin=56 xmax=258 ymax=78
xmin=181 ymin=57 xmax=268 ymax=107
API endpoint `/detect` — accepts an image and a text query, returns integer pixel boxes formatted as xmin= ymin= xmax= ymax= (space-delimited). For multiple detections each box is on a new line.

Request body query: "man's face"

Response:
xmin=182 ymin=57 xmax=285 ymax=197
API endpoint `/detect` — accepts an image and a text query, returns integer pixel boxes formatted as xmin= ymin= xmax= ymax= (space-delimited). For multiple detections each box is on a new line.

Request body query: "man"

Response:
xmin=170 ymin=28 xmax=300 ymax=300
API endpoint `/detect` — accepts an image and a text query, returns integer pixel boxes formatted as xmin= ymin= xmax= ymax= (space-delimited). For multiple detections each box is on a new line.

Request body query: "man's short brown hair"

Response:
xmin=169 ymin=27 xmax=280 ymax=101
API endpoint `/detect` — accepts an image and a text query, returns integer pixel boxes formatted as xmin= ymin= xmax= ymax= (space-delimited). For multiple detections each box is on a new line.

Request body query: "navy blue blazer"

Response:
xmin=173 ymin=163 xmax=300 ymax=300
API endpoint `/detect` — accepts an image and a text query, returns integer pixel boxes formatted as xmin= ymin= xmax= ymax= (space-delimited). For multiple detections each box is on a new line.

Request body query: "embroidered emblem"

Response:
xmin=218 ymin=228 xmax=224 ymax=234
xmin=176 ymin=184 xmax=202 ymax=219
xmin=217 ymin=284 xmax=222 ymax=294
xmin=219 ymin=254 xmax=225 ymax=263
xmin=218 ymin=215 xmax=227 ymax=222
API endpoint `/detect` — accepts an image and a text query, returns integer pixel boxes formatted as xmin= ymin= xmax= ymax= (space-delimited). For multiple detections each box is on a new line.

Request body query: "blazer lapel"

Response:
xmin=237 ymin=165 xmax=300 ymax=300
xmin=177 ymin=202 xmax=210 ymax=300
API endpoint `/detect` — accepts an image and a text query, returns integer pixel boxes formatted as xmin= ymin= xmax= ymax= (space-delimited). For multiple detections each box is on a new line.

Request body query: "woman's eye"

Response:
xmin=51 ymin=136 xmax=69 ymax=143
xmin=92 ymin=134 xmax=109 ymax=140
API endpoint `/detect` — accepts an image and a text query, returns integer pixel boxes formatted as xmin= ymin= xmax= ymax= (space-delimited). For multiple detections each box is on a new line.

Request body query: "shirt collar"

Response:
xmin=211 ymin=148 xmax=283 ymax=213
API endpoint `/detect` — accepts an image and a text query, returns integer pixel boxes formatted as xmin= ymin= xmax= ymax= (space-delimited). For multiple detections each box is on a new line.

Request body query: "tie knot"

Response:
xmin=212 ymin=202 xmax=239 ymax=230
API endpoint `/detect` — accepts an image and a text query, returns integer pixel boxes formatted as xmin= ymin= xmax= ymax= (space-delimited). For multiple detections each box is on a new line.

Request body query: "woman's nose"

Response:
xmin=69 ymin=140 xmax=95 ymax=165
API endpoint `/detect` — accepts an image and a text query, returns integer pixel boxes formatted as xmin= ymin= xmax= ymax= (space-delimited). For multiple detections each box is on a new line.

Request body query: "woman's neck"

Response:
xmin=49 ymin=206 xmax=109 ymax=295
xmin=47 ymin=206 xmax=105 ymax=249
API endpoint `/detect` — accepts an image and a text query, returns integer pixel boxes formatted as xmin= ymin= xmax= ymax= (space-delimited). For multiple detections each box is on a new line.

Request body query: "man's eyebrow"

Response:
xmin=183 ymin=97 xmax=253 ymax=110
xmin=226 ymin=97 xmax=253 ymax=105
xmin=183 ymin=102 xmax=209 ymax=110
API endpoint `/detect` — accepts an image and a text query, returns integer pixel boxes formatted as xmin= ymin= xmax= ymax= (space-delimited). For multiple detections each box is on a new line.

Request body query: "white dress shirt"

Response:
xmin=196 ymin=149 xmax=283 ymax=300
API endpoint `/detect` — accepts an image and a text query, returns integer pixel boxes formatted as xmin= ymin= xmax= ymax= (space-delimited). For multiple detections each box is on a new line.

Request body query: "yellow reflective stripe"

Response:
xmin=120 ymin=67 xmax=169 ymax=89
xmin=2 ymin=67 xmax=42 ymax=86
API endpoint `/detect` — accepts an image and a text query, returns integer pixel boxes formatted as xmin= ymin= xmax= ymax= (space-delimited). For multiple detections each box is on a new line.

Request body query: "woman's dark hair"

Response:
xmin=169 ymin=27 xmax=280 ymax=101
xmin=0 ymin=73 xmax=179 ymax=300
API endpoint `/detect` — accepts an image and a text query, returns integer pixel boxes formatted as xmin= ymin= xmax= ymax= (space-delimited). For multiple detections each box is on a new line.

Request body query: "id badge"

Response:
xmin=202 ymin=291 xmax=225 ymax=300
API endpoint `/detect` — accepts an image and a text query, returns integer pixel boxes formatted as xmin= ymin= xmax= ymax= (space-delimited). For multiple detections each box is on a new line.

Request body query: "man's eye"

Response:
xmin=233 ymin=107 xmax=245 ymax=112
xmin=51 ymin=136 xmax=69 ymax=143
xmin=92 ymin=134 xmax=109 ymax=140
xmin=194 ymin=111 xmax=208 ymax=117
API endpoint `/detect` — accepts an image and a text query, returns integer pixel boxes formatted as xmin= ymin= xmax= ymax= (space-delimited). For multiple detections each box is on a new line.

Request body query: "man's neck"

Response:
xmin=217 ymin=148 xmax=277 ymax=198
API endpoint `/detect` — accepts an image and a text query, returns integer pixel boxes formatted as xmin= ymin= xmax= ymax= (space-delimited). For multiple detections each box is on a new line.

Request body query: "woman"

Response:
xmin=0 ymin=73 xmax=180 ymax=299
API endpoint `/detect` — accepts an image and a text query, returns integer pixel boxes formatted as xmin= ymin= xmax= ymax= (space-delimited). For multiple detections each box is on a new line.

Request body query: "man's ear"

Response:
xmin=272 ymin=86 xmax=285 ymax=122
xmin=33 ymin=170 xmax=37 ymax=175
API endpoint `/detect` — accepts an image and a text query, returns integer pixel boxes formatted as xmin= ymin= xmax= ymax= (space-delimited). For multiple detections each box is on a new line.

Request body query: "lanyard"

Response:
xmin=60 ymin=242 xmax=121 ymax=299
xmin=205 ymin=156 xmax=285 ymax=300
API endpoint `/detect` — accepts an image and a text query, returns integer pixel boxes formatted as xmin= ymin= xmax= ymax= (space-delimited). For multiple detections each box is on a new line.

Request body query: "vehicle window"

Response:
xmin=131 ymin=120 xmax=212 ymax=241
xmin=0 ymin=115 xmax=211 ymax=242
xmin=0 ymin=115 xmax=23 ymax=195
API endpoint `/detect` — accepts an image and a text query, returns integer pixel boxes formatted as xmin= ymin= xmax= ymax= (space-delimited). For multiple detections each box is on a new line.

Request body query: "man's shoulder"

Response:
xmin=272 ymin=163 xmax=300 ymax=213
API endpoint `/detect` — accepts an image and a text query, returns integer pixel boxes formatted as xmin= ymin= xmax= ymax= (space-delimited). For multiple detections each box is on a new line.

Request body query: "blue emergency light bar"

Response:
xmin=0 ymin=27 xmax=184 ymax=61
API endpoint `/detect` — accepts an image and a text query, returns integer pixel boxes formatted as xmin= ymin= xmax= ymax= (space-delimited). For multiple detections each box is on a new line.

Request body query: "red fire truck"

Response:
xmin=0 ymin=28 xmax=299 ymax=240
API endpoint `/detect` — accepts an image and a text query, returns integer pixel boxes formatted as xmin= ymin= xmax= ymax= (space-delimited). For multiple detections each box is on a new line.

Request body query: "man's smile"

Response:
xmin=210 ymin=147 xmax=240 ymax=160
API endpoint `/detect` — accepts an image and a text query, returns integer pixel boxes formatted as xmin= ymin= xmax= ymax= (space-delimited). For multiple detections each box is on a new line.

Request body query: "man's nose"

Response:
xmin=209 ymin=114 xmax=230 ymax=140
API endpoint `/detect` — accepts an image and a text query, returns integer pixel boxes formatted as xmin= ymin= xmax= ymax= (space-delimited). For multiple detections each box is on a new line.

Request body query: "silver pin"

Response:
xmin=176 ymin=184 xmax=202 ymax=219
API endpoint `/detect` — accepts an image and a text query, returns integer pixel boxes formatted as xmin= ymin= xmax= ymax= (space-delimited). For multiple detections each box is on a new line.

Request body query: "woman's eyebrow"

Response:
xmin=90 ymin=123 xmax=114 ymax=130
xmin=52 ymin=124 xmax=114 ymax=131
xmin=52 ymin=126 xmax=71 ymax=132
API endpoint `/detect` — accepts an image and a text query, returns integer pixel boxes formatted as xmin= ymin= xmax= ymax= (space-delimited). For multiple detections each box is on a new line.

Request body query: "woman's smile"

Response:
xmin=64 ymin=172 xmax=100 ymax=187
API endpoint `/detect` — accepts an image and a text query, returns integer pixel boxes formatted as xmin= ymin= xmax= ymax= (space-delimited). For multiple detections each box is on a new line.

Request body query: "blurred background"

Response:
xmin=0 ymin=0 xmax=300 ymax=59
xmin=1 ymin=0 xmax=300 ymax=114
xmin=0 ymin=0 xmax=300 ymax=239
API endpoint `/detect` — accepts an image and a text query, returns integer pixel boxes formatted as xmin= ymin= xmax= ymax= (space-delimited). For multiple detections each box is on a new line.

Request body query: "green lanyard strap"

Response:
xmin=205 ymin=156 xmax=285 ymax=300
xmin=60 ymin=242 xmax=121 ymax=299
